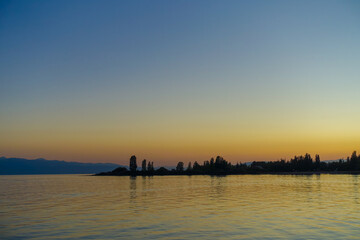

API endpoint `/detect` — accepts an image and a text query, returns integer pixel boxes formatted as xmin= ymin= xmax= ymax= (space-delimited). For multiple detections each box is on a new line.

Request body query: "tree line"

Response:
xmin=97 ymin=151 xmax=360 ymax=176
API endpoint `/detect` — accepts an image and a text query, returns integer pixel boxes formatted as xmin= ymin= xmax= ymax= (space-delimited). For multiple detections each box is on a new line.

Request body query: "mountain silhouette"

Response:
xmin=0 ymin=157 xmax=123 ymax=175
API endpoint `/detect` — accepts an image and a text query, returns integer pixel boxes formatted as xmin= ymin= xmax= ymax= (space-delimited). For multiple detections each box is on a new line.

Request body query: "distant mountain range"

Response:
xmin=0 ymin=157 xmax=124 ymax=175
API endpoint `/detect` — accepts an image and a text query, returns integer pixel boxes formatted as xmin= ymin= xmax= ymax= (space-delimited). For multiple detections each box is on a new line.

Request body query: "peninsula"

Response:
xmin=96 ymin=151 xmax=360 ymax=176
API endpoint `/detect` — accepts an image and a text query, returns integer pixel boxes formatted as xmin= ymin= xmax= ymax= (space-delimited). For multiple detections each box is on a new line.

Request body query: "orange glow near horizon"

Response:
xmin=1 ymin=1 xmax=359 ymax=166
xmin=1 ymin=117 xmax=359 ymax=165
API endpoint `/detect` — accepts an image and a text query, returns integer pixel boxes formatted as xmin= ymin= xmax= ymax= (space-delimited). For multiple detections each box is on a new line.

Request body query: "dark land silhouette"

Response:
xmin=0 ymin=157 xmax=122 ymax=175
xmin=96 ymin=151 xmax=360 ymax=176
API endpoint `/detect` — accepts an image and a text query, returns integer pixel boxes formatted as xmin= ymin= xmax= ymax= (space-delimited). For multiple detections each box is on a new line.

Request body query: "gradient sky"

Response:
xmin=1 ymin=0 xmax=360 ymax=165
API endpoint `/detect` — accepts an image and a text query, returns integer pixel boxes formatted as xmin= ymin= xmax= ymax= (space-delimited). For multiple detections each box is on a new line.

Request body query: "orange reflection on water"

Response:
xmin=0 ymin=174 xmax=359 ymax=239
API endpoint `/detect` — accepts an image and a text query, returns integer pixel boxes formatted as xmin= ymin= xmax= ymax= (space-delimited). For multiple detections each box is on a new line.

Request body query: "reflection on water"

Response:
xmin=352 ymin=175 xmax=359 ymax=204
xmin=129 ymin=176 xmax=137 ymax=201
xmin=0 ymin=174 xmax=359 ymax=239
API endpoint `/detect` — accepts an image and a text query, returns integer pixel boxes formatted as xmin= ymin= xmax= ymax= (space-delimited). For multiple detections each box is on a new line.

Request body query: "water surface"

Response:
xmin=0 ymin=174 xmax=359 ymax=239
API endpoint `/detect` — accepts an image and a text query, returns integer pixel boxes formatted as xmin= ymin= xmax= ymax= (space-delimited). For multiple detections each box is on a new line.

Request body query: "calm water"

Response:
xmin=0 ymin=174 xmax=359 ymax=239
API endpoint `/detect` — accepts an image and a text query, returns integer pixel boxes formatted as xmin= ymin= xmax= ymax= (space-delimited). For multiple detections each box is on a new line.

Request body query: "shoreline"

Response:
xmin=95 ymin=171 xmax=360 ymax=176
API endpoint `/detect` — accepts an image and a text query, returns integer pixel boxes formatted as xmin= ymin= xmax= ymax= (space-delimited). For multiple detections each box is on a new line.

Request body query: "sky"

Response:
xmin=1 ymin=0 xmax=360 ymax=165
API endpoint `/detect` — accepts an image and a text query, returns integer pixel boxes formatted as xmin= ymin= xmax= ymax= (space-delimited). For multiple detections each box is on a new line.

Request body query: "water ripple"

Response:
xmin=0 ymin=174 xmax=359 ymax=239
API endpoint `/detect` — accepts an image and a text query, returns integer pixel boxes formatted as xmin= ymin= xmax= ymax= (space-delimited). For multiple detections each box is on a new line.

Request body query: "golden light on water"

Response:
xmin=1 ymin=174 xmax=359 ymax=238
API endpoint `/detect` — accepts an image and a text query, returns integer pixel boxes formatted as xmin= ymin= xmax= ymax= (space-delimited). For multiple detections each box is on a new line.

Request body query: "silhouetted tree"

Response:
xmin=350 ymin=151 xmax=360 ymax=170
xmin=101 ymin=150 xmax=360 ymax=176
xmin=304 ymin=153 xmax=313 ymax=171
xmin=314 ymin=154 xmax=320 ymax=170
xmin=147 ymin=161 xmax=151 ymax=171
xmin=142 ymin=159 xmax=147 ymax=172
xmin=351 ymin=151 xmax=357 ymax=160
xmin=129 ymin=155 xmax=137 ymax=175
xmin=147 ymin=161 xmax=154 ymax=173
xmin=186 ymin=162 xmax=192 ymax=172
xmin=176 ymin=162 xmax=184 ymax=172
xmin=193 ymin=161 xmax=200 ymax=172
xmin=209 ymin=158 xmax=215 ymax=171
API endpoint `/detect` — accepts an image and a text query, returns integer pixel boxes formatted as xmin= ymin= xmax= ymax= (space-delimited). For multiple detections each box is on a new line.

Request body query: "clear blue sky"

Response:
xmin=1 ymin=0 xmax=359 ymax=164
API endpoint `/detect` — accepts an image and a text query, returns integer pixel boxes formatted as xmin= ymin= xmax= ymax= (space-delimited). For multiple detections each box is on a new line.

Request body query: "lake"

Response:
xmin=0 ymin=174 xmax=359 ymax=239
